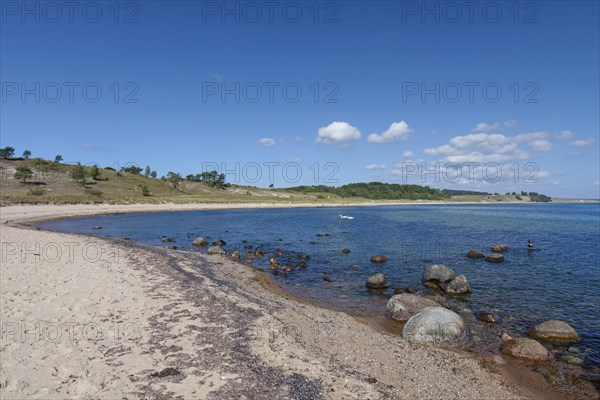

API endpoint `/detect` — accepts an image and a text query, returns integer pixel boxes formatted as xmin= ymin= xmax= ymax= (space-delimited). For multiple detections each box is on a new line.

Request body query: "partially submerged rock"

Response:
xmin=441 ymin=275 xmax=470 ymax=294
xmin=192 ymin=237 xmax=208 ymax=247
xmin=466 ymin=250 xmax=484 ymax=258
xmin=422 ymin=264 xmax=456 ymax=288
xmin=366 ymin=273 xmax=388 ymax=289
xmin=491 ymin=244 xmax=508 ymax=252
xmin=502 ymin=337 xmax=552 ymax=361
xmin=528 ymin=320 xmax=580 ymax=343
xmin=385 ymin=293 xmax=438 ymax=322
xmin=341 ymin=248 xmax=351 ymax=254
xmin=370 ymin=255 xmax=388 ymax=263
xmin=402 ymin=307 xmax=471 ymax=347
xmin=477 ymin=311 xmax=501 ymax=323
xmin=316 ymin=232 xmax=330 ymax=237
xmin=485 ymin=253 xmax=504 ymax=263
xmin=161 ymin=237 xmax=173 ymax=243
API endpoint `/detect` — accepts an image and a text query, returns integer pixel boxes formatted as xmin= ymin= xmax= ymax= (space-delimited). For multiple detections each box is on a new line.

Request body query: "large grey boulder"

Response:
xmin=422 ymin=264 xmax=456 ymax=288
xmin=366 ymin=273 xmax=388 ymax=289
xmin=207 ymin=246 xmax=225 ymax=255
xmin=402 ymin=307 xmax=471 ymax=347
xmin=385 ymin=294 xmax=438 ymax=322
xmin=441 ymin=275 xmax=470 ymax=294
xmin=528 ymin=320 xmax=580 ymax=343
xmin=502 ymin=338 xmax=552 ymax=361
xmin=192 ymin=237 xmax=208 ymax=247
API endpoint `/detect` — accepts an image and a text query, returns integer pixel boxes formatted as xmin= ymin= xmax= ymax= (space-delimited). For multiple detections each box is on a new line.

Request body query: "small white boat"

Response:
xmin=339 ymin=215 xmax=354 ymax=219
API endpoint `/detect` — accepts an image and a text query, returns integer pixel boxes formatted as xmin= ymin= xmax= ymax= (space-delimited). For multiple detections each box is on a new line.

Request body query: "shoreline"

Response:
xmin=3 ymin=199 xmax=598 ymax=227
xmin=1 ymin=204 xmax=597 ymax=399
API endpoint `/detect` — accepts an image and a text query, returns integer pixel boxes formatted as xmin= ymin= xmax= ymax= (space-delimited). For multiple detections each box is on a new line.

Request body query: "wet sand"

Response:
xmin=1 ymin=204 xmax=596 ymax=399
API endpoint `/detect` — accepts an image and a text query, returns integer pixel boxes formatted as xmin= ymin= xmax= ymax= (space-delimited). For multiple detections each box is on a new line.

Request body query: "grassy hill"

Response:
xmin=0 ymin=159 xmax=352 ymax=205
xmin=0 ymin=158 xmax=558 ymax=205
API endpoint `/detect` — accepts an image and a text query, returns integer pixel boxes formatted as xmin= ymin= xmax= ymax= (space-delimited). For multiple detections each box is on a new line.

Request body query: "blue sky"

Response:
xmin=1 ymin=1 xmax=599 ymax=198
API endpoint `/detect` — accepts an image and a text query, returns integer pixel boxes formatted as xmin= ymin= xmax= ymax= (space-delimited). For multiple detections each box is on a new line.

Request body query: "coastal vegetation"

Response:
xmin=0 ymin=146 xmax=562 ymax=205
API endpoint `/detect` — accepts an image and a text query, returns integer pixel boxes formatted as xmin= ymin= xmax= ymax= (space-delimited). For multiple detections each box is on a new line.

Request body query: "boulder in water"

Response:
xmin=485 ymin=253 xmax=504 ymax=263
xmin=466 ymin=250 xmax=484 ymax=258
xmin=370 ymin=255 xmax=388 ymax=263
xmin=441 ymin=275 xmax=470 ymax=294
xmin=385 ymin=293 xmax=438 ymax=322
xmin=212 ymin=239 xmax=226 ymax=246
xmin=366 ymin=273 xmax=388 ymax=289
xmin=502 ymin=337 xmax=552 ymax=361
xmin=316 ymin=232 xmax=330 ymax=237
xmin=402 ymin=307 xmax=471 ymax=347
xmin=528 ymin=320 xmax=580 ymax=343
xmin=161 ymin=237 xmax=173 ymax=243
xmin=341 ymin=248 xmax=351 ymax=254
xmin=192 ymin=237 xmax=208 ymax=247
xmin=477 ymin=311 xmax=501 ymax=323
xmin=491 ymin=244 xmax=508 ymax=252
xmin=422 ymin=264 xmax=456 ymax=287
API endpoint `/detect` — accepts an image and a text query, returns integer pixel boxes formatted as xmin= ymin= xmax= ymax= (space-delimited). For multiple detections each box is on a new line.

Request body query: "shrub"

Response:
xmin=14 ymin=166 xmax=33 ymax=183
xmin=27 ymin=188 xmax=46 ymax=196
xmin=141 ymin=184 xmax=150 ymax=196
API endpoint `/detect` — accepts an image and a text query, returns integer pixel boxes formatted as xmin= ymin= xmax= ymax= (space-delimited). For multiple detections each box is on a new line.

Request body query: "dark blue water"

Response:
xmin=38 ymin=203 xmax=600 ymax=372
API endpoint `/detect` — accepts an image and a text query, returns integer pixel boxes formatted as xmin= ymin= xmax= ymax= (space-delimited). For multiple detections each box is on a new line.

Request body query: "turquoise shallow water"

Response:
xmin=39 ymin=203 xmax=600 ymax=374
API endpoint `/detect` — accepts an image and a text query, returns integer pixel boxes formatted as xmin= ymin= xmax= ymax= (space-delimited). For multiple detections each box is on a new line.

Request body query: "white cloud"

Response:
xmin=402 ymin=150 xmax=414 ymax=158
xmin=258 ymin=137 xmax=276 ymax=147
xmin=504 ymin=120 xmax=518 ymax=129
xmin=365 ymin=164 xmax=387 ymax=170
xmin=424 ymin=133 xmax=529 ymax=163
xmin=515 ymin=131 xmax=548 ymax=142
xmin=529 ymin=139 xmax=552 ymax=152
xmin=471 ymin=122 xmax=499 ymax=133
xmin=557 ymin=130 xmax=574 ymax=139
xmin=316 ymin=121 xmax=361 ymax=145
xmin=570 ymin=139 xmax=595 ymax=147
xmin=367 ymin=121 xmax=413 ymax=143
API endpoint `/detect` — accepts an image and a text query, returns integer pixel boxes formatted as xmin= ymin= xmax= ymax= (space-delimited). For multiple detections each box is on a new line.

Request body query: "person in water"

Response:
xmin=527 ymin=240 xmax=534 ymax=249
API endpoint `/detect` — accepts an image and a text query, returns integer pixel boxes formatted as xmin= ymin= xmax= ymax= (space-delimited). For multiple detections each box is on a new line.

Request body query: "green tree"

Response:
xmin=90 ymin=165 xmax=101 ymax=180
xmin=197 ymin=170 xmax=227 ymax=188
xmin=120 ymin=165 xmax=143 ymax=175
xmin=166 ymin=171 xmax=183 ymax=189
xmin=0 ymin=147 xmax=15 ymax=159
xmin=14 ymin=166 xmax=33 ymax=183
xmin=70 ymin=163 xmax=87 ymax=186
xmin=269 ymin=183 xmax=275 ymax=189
xmin=150 ymin=170 xmax=157 ymax=179
xmin=141 ymin=184 xmax=150 ymax=196
xmin=54 ymin=155 xmax=63 ymax=163
xmin=22 ymin=150 xmax=31 ymax=159
xmin=144 ymin=165 xmax=151 ymax=178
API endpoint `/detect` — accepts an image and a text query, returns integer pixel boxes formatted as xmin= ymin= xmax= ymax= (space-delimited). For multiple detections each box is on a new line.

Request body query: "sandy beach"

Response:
xmin=0 ymin=203 xmax=592 ymax=399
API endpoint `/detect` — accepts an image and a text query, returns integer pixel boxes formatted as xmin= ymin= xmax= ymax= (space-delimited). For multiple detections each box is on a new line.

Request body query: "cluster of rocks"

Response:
xmin=501 ymin=320 xmax=580 ymax=362
xmin=466 ymin=244 xmax=508 ymax=263
xmin=370 ymin=264 xmax=474 ymax=347
xmin=422 ymin=264 xmax=470 ymax=294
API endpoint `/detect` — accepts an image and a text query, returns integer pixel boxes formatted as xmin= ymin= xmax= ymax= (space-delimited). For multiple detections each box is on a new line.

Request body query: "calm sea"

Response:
xmin=38 ymin=203 xmax=600 ymax=377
